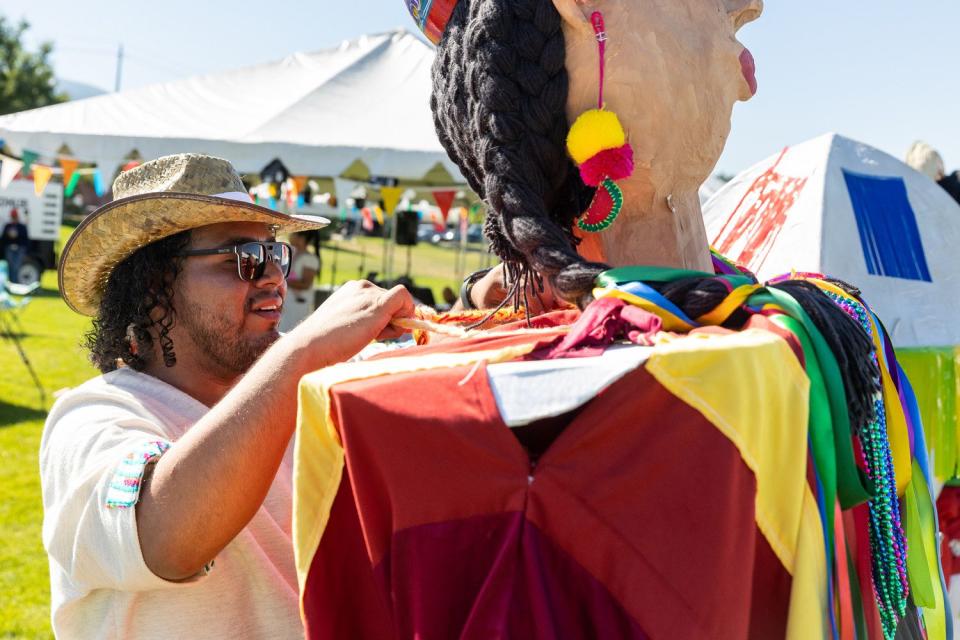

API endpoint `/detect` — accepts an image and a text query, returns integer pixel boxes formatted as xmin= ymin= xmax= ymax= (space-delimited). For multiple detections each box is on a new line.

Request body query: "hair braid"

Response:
xmin=432 ymin=0 xmax=604 ymax=308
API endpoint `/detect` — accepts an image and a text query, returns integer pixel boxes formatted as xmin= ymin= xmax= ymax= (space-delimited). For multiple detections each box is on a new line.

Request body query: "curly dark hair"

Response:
xmin=83 ymin=231 xmax=191 ymax=373
xmin=432 ymin=0 xmax=604 ymax=310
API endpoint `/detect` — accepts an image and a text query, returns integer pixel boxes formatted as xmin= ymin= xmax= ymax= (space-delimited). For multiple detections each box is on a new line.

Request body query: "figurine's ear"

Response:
xmin=551 ymin=0 xmax=594 ymax=36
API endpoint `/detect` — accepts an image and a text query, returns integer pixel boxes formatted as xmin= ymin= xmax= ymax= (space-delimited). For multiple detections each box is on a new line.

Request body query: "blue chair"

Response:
xmin=0 ymin=260 xmax=46 ymax=407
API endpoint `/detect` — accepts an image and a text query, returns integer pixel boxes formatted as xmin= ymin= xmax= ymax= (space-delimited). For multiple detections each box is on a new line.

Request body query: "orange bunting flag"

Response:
xmin=59 ymin=158 xmax=79 ymax=186
xmin=293 ymin=175 xmax=309 ymax=192
xmin=381 ymin=187 xmax=404 ymax=218
xmin=33 ymin=165 xmax=54 ymax=195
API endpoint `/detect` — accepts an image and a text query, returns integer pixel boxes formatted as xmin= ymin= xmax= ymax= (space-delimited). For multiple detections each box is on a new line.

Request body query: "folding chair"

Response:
xmin=0 ymin=264 xmax=46 ymax=408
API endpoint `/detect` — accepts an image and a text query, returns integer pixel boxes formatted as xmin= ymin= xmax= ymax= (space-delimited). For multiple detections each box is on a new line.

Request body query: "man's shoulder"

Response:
xmin=46 ymin=368 xmax=206 ymax=431
xmin=45 ymin=369 xmax=157 ymax=425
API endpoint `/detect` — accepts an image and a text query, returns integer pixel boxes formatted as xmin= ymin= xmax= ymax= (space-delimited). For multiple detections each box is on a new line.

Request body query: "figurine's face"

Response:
xmin=561 ymin=0 xmax=763 ymax=191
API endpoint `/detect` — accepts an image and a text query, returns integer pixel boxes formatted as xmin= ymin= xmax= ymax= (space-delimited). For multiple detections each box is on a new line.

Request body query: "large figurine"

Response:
xmin=291 ymin=1 xmax=950 ymax=638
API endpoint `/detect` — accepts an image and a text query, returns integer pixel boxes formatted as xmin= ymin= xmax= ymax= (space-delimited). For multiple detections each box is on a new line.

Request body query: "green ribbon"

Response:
xmin=751 ymin=288 xmax=874 ymax=508
xmin=770 ymin=314 xmax=837 ymax=557
xmin=597 ymin=265 xmax=754 ymax=289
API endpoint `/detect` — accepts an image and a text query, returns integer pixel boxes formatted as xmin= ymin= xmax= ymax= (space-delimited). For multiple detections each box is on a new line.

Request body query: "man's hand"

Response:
xmin=292 ymin=280 xmax=415 ymax=367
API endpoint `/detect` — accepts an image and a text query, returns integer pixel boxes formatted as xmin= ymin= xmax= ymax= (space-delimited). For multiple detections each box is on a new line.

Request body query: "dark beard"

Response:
xmin=178 ymin=305 xmax=279 ymax=375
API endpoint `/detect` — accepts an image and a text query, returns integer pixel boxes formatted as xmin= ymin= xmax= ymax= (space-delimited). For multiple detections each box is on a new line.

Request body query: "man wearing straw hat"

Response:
xmin=39 ymin=154 xmax=414 ymax=638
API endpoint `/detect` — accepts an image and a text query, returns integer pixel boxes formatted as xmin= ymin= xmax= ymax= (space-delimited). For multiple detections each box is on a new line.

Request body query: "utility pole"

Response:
xmin=114 ymin=44 xmax=124 ymax=92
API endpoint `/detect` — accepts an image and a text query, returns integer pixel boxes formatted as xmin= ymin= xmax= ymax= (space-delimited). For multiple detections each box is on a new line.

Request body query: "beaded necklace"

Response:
xmin=825 ymin=290 xmax=908 ymax=639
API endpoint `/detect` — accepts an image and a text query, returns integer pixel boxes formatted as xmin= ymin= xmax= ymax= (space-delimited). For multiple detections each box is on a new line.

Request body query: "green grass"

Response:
xmin=1 ymin=268 xmax=95 ymax=640
xmin=0 ymin=227 xmax=495 ymax=638
xmin=318 ymin=235 xmax=496 ymax=304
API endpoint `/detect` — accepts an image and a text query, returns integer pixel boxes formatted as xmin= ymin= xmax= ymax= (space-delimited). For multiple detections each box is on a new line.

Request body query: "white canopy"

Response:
xmin=0 ymin=30 xmax=462 ymax=183
xmin=703 ymin=133 xmax=960 ymax=348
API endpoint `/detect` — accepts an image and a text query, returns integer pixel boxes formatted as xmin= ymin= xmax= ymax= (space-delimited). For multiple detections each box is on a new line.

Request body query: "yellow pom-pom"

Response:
xmin=566 ymin=109 xmax=626 ymax=165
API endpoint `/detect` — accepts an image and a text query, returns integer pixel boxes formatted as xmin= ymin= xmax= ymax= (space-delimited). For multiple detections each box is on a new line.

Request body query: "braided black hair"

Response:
xmin=84 ymin=231 xmax=190 ymax=373
xmin=432 ymin=0 xmax=604 ymax=309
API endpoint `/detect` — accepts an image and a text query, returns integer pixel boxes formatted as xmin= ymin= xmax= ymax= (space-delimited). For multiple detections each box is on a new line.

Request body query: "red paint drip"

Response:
xmin=712 ymin=147 xmax=809 ymax=272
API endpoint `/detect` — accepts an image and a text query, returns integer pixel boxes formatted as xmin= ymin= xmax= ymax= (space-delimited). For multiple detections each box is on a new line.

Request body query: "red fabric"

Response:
xmin=301 ymin=365 xmax=792 ymax=639
xmin=850 ymin=504 xmax=884 ymax=639
xmin=938 ymin=487 xmax=960 ymax=578
xmin=834 ymin=501 xmax=856 ymax=640
xmin=370 ymin=311 xmax=580 ymax=361
xmin=529 ymin=297 xmax=662 ymax=359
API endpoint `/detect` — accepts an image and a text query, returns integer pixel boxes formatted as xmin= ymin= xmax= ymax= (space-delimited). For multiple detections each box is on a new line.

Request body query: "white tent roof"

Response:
xmin=0 ymin=30 xmax=462 ymax=182
xmin=703 ymin=133 xmax=960 ymax=348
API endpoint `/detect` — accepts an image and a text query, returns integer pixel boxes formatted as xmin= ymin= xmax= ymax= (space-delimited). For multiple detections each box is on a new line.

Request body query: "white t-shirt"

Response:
xmin=39 ymin=368 xmax=303 ymax=640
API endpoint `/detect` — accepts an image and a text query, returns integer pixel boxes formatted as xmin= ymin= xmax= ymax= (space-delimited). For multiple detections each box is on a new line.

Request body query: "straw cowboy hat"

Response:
xmin=59 ymin=153 xmax=329 ymax=316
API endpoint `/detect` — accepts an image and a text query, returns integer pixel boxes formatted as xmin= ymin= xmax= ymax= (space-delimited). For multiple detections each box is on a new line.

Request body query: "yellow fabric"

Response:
xmin=645 ymin=329 xmax=826 ymax=638
xmin=292 ymin=344 xmax=538 ymax=595
xmin=695 ymin=284 xmax=760 ymax=325
xmin=593 ymin=286 xmax=695 ymax=332
xmin=786 ymin=490 xmax=830 ymax=640
xmin=566 ymin=109 xmax=626 ymax=164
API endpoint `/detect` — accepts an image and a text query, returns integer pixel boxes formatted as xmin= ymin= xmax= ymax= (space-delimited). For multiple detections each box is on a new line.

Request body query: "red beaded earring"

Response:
xmin=566 ymin=12 xmax=635 ymax=233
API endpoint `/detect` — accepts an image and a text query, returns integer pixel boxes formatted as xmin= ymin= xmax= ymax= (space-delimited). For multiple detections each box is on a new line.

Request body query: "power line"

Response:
xmin=55 ymin=45 xmax=195 ymax=77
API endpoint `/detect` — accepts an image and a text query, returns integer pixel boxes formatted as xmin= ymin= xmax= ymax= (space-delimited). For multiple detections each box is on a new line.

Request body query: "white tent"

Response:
xmin=698 ymin=174 xmax=728 ymax=206
xmin=0 ymin=30 xmax=462 ymax=183
xmin=703 ymin=133 xmax=960 ymax=348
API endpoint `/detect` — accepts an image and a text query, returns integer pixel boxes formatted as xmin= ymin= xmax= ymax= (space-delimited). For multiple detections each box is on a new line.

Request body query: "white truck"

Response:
xmin=0 ymin=178 xmax=63 ymax=285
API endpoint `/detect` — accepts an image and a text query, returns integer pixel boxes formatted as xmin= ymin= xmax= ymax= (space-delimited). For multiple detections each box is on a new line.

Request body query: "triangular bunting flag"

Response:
xmin=64 ymin=171 xmax=82 ymax=198
xmin=0 ymin=156 xmax=24 ymax=189
xmin=381 ymin=187 xmax=404 ymax=218
xmin=433 ymin=190 xmax=456 ymax=222
xmin=33 ymin=165 xmax=54 ymax=195
xmin=60 ymin=158 xmax=79 ymax=186
xmin=20 ymin=150 xmax=38 ymax=177
xmin=293 ymin=176 xmax=308 ymax=193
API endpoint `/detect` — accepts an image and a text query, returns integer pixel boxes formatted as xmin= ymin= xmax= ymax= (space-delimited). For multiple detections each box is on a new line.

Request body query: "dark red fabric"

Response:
xmin=301 ymin=365 xmax=792 ymax=639
xmin=528 ymin=297 xmax=662 ymax=359
xmin=938 ymin=487 xmax=960 ymax=578
xmin=376 ymin=513 xmax=649 ymax=639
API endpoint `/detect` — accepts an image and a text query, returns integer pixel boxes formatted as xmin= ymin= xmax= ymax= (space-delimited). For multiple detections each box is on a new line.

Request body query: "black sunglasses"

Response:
xmin=178 ymin=241 xmax=293 ymax=281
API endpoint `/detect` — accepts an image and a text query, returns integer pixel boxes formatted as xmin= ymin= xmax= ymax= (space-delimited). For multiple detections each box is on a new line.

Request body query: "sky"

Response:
xmin=4 ymin=0 xmax=959 ymax=177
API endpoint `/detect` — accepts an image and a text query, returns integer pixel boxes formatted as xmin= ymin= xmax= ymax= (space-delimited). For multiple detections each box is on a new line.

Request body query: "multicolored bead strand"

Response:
xmin=824 ymin=290 xmax=908 ymax=639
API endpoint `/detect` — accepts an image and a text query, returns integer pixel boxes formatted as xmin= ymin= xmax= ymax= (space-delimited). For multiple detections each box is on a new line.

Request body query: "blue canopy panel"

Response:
xmin=842 ymin=170 xmax=932 ymax=282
